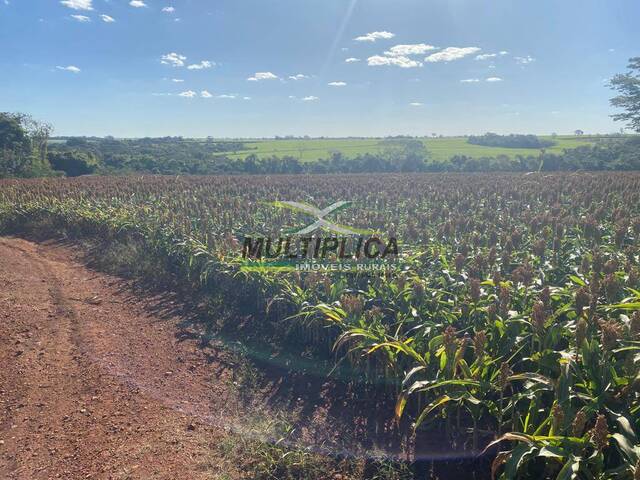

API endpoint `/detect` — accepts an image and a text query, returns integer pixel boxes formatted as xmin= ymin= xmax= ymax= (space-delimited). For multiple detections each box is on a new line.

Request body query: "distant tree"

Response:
xmin=48 ymin=150 xmax=97 ymax=176
xmin=574 ymin=130 xmax=584 ymax=136
xmin=22 ymin=114 xmax=53 ymax=166
xmin=0 ymin=112 xmax=53 ymax=177
xmin=0 ymin=112 xmax=31 ymax=176
xmin=610 ymin=57 xmax=640 ymax=132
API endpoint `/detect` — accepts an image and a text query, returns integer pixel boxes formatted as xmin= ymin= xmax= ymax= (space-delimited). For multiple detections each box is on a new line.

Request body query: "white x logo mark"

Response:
xmin=273 ymin=201 xmax=361 ymax=235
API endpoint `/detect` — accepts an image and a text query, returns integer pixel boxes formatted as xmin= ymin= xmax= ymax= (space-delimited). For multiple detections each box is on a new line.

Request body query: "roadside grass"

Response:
xmin=208 ymin=416 xmax=413 ymax=480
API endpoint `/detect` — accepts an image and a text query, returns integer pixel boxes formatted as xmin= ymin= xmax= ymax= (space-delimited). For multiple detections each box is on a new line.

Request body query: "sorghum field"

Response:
xmin=1 ymin=172 xmax=640 ymax=479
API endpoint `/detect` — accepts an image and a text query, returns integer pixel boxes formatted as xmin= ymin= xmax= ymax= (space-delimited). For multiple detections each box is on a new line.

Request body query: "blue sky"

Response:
xmin=1 ymin=0 xmax=638 ymax=138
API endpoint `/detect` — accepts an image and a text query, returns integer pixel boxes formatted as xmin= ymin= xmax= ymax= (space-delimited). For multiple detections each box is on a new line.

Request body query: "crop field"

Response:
xmin=1 ymin=172 xmax=639 ymax=478
xmin=219 ymin=136 xmax=597 ymax=162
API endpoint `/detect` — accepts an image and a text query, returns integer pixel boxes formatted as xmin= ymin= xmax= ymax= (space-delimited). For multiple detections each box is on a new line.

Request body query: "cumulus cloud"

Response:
xmin=345 ymin=57 xmax=360 ymax=63
xmin=129 ymin=0 xmax=146 ymax=7
xmin=328 ymin=81 xmax=347 ymax=87
xmin=217 ymin=94 xmax=237 ymax=99
xmin=288 ymin=74 xmax=309 ymax=81
xmin=424 ymin=47 xmax=481 ymax=63
xmin=460 ymin=78 xmax=480 ymax=83
xmin=243 ymin=97 xmax=251 ymax=100
xmin=162 ymin=6 xmax=175 ymax=13
xmin=302 ymin=96 xmax=318 ymax=101
xmin=161 ymin=52 xmax=186 ymax=67
xmin=60 ymin=0 xmax=92 ymax=10
xmin=178 ymin=90 xmax=197 ymax=98
xmin=354 ymin=31 xmax=395 ymax=42
xmin=409 ymin=102 xmax=423 ymax=106
xmin=100 ymin=14 xmax=115 ymax=22
xmin=71 ymin=14 xmax=90 ymax=22
xmin=200 ymin=90 xmax=213 ymax=98
xmin=187 ymin=60 xmax=214 ymax=70
xmin=515 ymin=55 xmax=535 ymax=65
xmin=171 ymin=78 xmax=184 ymax=82
xmin=486 ymin=77 xmax=503 ymax=82
xmin=367 ymin=55 xmax=422 ymax=68
xmin=247 ymin=72 xmax=278 ymax=81
xmin=385 ymin=44 xmax=436 ymax=57
xmin=56 ymin=65 xmax=81 ymax=73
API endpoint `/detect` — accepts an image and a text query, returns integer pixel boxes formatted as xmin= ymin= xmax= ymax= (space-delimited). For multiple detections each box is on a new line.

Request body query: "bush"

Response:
xmin=467 ymin=133 xmax=556 ymax=149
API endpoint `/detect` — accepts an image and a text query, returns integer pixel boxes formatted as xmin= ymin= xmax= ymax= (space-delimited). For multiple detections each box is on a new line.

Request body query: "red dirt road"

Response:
xmin=0 ymin=237 xmax=244 ymax=479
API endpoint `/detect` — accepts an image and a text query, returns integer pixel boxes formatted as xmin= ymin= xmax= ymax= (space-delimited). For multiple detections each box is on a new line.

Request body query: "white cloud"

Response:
xmin=161 ymin=52 xmax=186 ymax=67
xmin=460 ymin=78 xmax=480 ymax=83
xmin=171 ymin=78 xmax=184 ymax=82
xmin=328 ymin=81 xmax=347 ymax=87
xmin=162 ymin=6 xmax=175 ymax=13
xmin=302 ymin=96 xmax=318 ymax=101
xmin=515 ymin=55 xmax=535 ymax=65
xmin=60 ymin=0 xmax=92 ymax=11
xmin=71 ymin=14 xmax=90 ymax=22
xmin=475 ymin=51 xmax=508 ymax=60
xmin=475 ymin=53 xmax=496 ymax=60
xmin=129 ymin=0 xmax=146 ymax=7
xmin=187 ymin=60 xmax=214 ymax=70
xmin=100 ymin=14 xmax=115 ymax=22
xmin=486 ymin=77 xmax=503 ymax=82
xmin=409 ymin=102 xmax=423 ymax=106
xmin=247 ymin=71 xmax=278 ymax=81
xmin=178 ymin=90 xmax=197 ymax=98
xmin=288 ymin=74 xmax=309 ymax=81
xmin=200 ymin=90 xmax=213 ymax=98
xmin=354 ymin=31 xmax=395 ymax=42
xmin=217 ymin=94 xmax=237 ymax=99
xmin=56 ymin=65 xmax=81 ymax=73
xmin=345 ymin=57 xmax=360 ymax=63
xmin=243 ymin=96 xmax=251 ymax=100
xmin=385 ymin=44 xmax=436 ymax=57
xmin=425 ymin=47 xmax=481 ymax=63
xmin=367 ymin=55 xmax=422 ymax=68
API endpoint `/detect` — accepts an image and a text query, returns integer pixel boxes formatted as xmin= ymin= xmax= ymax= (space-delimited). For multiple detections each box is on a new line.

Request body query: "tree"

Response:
xmin=0 ymin=112 xmax=31 ymax=176
xmin=24 ymin=115 xmax=53 ymax=166
xmin=609 ymin=57 xmax=640 ymax=132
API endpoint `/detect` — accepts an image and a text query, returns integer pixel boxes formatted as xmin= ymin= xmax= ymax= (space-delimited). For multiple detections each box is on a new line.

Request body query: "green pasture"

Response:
xmin=220 ymin=135 xmax=598 ymax=162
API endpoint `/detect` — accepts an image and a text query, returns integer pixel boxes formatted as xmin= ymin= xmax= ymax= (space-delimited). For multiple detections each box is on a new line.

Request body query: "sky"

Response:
xmin=1 ymin=0 xmax=638 ymax=138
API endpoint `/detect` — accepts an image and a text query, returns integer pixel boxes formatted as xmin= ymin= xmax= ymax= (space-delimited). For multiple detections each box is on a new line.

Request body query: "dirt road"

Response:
xmin=0 ymin=237 xmax=244 ymax=479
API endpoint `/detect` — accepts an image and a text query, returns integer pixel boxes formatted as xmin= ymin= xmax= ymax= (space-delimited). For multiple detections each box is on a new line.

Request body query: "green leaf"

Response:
xmin=502 ymin=444 xmax=536 ymax=479
xmin=611 ymin=433 xmax=639 ymax=463
xmin=555 ymin=455 xmax=580 ymax=480
xmin=569 ymin=275 xmax=586 ymax=287
xmin=414 ymin=395 xmax=451 ymax=429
